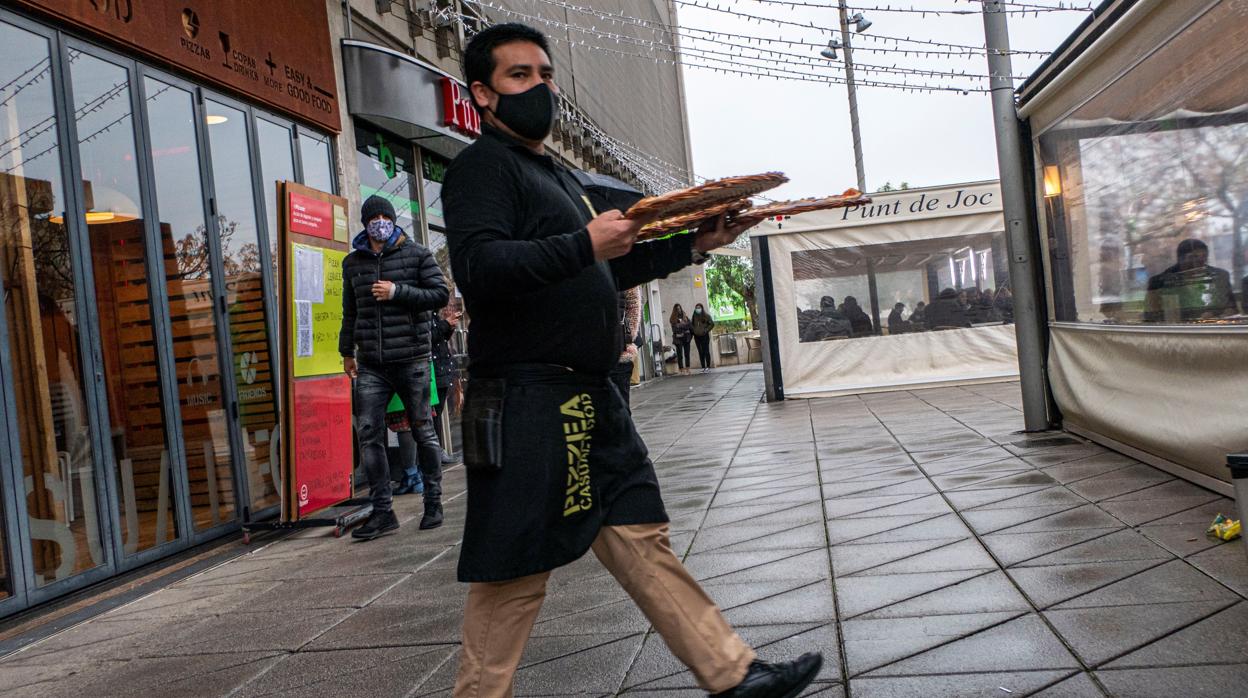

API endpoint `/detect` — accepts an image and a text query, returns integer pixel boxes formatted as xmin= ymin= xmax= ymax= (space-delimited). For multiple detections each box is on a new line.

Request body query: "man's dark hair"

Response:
xmin=1176 ymin=238 xmax=1208 ymax=257
xmin=464 ymin=23 xmax=551 ymax=105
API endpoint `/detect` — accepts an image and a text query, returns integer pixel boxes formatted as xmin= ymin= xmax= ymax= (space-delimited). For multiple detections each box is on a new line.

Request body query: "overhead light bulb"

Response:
xmin=852 ymin=12 xmax=872 ymax=33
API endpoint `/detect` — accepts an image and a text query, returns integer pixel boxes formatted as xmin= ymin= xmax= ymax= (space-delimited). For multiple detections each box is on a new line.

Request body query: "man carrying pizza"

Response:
xmin=442 ymin=22 xmax=822 ymax=698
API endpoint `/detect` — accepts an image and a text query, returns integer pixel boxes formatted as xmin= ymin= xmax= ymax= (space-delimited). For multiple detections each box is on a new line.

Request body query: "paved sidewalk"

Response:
xmin=2 ymin=370 xmax=1246 ymax=696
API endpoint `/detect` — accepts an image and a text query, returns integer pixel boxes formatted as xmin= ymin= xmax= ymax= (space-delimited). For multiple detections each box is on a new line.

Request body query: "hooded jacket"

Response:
xmin=339 ymin=228 xmax=449 ymax=365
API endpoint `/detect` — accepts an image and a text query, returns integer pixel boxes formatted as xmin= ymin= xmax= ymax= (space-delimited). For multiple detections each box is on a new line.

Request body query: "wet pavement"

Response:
xmin=2 ymin=369 xmax=1246 ymax=696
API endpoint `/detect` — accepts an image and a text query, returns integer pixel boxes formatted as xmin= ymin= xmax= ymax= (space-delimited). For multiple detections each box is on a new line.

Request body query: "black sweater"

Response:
xmin=444 ymin=125 xmax=693 ymax=375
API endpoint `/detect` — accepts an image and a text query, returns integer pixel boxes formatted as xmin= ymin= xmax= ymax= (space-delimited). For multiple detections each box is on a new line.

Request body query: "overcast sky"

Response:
xmin=676 ymin=3 xmax=1091 ymax=199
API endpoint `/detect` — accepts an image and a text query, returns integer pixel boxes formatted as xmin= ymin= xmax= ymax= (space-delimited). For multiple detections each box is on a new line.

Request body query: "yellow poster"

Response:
xmin=291 ymin=242 xmax=349 ymax=378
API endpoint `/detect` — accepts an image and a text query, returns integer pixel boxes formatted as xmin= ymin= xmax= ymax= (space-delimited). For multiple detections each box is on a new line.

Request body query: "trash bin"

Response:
xmin=718 ymin=333 xmax=738 ymax=365
xmin=1228 ymin=453 xmax=1248 ymax=561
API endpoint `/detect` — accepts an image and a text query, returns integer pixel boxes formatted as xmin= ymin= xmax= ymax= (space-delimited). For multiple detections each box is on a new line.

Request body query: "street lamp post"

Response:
xmin=835 ymin=1 xmax=867 ymax=193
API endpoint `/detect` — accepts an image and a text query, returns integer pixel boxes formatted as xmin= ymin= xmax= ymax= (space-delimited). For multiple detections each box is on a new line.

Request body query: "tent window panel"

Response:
xmin=1036 ymin=1 xmax=1248 ymax=327
xmin=792 ymin=232 xmax=1012 ymax=344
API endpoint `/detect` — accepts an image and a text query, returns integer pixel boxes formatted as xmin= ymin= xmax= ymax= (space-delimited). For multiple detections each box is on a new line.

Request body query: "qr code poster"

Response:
xmin=296 ymin=300 xmax=313 ymax=357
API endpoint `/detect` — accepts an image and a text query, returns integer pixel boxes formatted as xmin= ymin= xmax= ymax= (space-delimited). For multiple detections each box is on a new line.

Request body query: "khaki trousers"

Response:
xmin=453 ymin=523 xmax=755 ymax=697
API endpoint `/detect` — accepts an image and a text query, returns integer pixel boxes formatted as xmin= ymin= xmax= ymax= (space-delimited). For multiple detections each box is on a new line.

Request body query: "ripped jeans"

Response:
xmin=354 ymin=360 xmax=443 ymax=513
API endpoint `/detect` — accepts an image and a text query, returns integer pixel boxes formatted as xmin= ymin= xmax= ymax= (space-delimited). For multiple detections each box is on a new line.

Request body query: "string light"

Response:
xmin=736 ymin=0 xmax=1094 ymax=14
xmin=672 ymin=0 xmax=1052 ymax=56
xmin=461 ymin=0 xmax=1000 ymax=88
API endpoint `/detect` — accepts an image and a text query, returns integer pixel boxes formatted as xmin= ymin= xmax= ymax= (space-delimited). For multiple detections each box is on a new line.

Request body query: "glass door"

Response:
xmin=63 ymin=44 xmax=186 ymax=561
xmin=0 ymin=18 xmax=113 ymax=595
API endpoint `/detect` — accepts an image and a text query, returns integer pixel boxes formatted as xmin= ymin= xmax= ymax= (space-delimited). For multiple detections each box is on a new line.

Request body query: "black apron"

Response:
xmin=457 ymin=364 xmax=668 ymax=582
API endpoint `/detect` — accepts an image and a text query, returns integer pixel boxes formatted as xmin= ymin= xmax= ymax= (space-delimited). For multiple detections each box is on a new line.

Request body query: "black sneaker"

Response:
xmin=351 ymin=509 xmax=399 ymax=540
xmin=710 ymin=654 xmax=823 ymax=698
xmin=419 ymin=501 xmax=443 ymax=530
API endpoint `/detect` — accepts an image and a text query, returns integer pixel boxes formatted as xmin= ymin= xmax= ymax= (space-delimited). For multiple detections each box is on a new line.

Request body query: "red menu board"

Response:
xmin=292 ymin=375 xmax=353 ymax=516
xmin=289 ymin=190 xmax=335 ymax=240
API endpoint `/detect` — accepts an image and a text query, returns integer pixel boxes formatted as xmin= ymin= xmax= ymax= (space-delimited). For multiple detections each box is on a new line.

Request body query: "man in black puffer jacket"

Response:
xmin=340 ymin=195 xmax=449 ymax=539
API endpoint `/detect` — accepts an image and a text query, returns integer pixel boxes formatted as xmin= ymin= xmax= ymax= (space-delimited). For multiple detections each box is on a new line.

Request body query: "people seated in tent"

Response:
xmin=840 ymin=296 xmax=874 ymax=337
xmin=909 ymin=301 xmax=927 ymax=330
xmin=799 ymin=296 xmax=852 ymax=342
xmin=925 ymin=288 xmax=971 ymax=330
xmin=976 ymin=287 xmax=1000 ymax=323
xmin=993 ymin=286 xmax=1014 ymax=323
xmin=887 ymin=302 xmax=910 ymax=335
xmin=1143 ymin=239 xmax=1239 ymax=323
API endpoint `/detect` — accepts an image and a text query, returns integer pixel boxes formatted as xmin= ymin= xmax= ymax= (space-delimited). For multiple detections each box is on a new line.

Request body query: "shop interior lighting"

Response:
xmin=1042 ymin=165 xmax=1062 ymax=198
xmin=205 ymin=114 xmax=229 ymax=125
xmin=851 ymin=12 xmax=873 ymax=33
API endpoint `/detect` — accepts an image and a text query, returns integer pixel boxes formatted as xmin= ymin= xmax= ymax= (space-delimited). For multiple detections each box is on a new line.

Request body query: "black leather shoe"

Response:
xmin=419 ymin=501 xmax=443 ymax=530
xmin=710 ymin=653 xmax=823 ymax=698
xmin=351 ymin=509 xmax=399 ymax=540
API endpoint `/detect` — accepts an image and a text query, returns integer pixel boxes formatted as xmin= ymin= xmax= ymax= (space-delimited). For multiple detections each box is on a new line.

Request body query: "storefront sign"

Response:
xmin=288 ymin=191 xmax=334 ymax=240
xmin=11 ymin=0 xmax=341 ymax=132
xmin=440 ymin=77 xmax=481 ymax=138
xmin=292 ymin=375 xmax=353 ymax=517
xmin=836 ymin=183 xmax=1001 ymax=226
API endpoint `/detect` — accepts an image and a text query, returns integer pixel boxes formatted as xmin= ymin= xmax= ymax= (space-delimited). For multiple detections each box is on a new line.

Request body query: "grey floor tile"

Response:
xmin=850 ymin=538 xmax=997 ymax=577
xmin=1052 ymin=559 xmax=1239 ymax=609
xmin=1006 ymin=559 xmax=1163 ymax=609
xmin=722 ymin=581 xmax=837 ymax=626
xmin=823 ymin=493 xmax=934 ymax=519
xmin=1067 ymin=466 xmax=1174 ymax=502
xmin=827 ymin=514 xmax=947 ymax=545
xmin=305 ymin=602 xmax=466 ymax=648
xmin=944 ymin=485 xmax=1053 ymax=510
xmin=964 ymin=504 xmax=1088 ymax=535
xmin=839 ymin=513 xmax=973 ymax=545
xmin=236 ymin=645 xmax=454 ymax=697
xmin=834 ymin=569 xmax=985 ymax=618
xmin=1014 ymin=529 xmax=1173 ymax=568
xmin=1044 ymin=600 xmax=1233 ymax=667
xmin=995 ymin=505 xmax=1125 ymax=535
xmin=842 ymin=610 xmax=1022 ymax=675
xmin=1095 ymin=665 xmax=1248 ymax=698
xmin=857 ymin=571 xmax=1031 ymax=620
xmin=831 ymin=538 xmax=966 ymax=577
xmin=1105 ymin=601 xmax=1248 ymax=669
xmin=1185 ymin=542 xmax=1248 ymax=597
xmin=1030 ymin=671 xmax=1105 ymax=697
xmin=852 ymin=670 xmax=1075 ymax=698
xmin=864 ymin=614 xmax=1079 ymax=676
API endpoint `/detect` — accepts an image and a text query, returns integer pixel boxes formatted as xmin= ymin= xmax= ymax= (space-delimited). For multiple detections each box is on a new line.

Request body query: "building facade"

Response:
xmin=0 ymin=0 xmax=694 ymax=617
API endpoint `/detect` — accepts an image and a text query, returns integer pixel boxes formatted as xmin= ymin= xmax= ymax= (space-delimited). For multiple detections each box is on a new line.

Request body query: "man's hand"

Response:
xmin=344 ymin=356 xmax=358 ymax=379
xmin=372 ymin=280 xmax=396 ymax=301
xmin=693 ymin=214 xmax=755 ymax=253
xmin=587 ymin=209 xmax=645 ymax=261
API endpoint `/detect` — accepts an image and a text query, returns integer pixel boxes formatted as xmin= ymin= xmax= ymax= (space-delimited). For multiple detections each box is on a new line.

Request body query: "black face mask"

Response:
xmin=489 ymin=82 xmax=556 ymax=141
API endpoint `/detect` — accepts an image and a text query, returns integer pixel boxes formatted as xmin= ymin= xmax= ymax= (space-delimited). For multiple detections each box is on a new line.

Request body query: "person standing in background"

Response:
xmin=670 ymin=303 xmax=693 ymax=375
xmin=691 ymin=302 xmax=715 ymax=372
xmin=340 ymin=195 xmax=449 ymax=538
xmin=431 ymin=307 xmax=462 ymax=464
xmin=611 ymin=287 xmax=642 ymax=407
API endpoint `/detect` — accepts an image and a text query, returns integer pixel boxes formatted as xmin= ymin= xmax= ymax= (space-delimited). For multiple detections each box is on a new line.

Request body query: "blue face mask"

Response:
xmin=367 ymin=218 xmax=395 ymax=242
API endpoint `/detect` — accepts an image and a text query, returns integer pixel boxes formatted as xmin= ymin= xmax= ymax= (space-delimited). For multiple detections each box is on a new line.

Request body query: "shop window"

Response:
xmin=354 ymin=125 xmax=418 ymax=234
xmin=1037 ymin=2 xmax=1248 ymax=326
xmin=422 ymin=151 xmax=457 ymax=308
xmin=70 ymin=52 xmax=179 ymax=555
xmin=793 ymin=233 xmax=1011 ymax=343
xmin=0 ymin=22 xmax=105 ymax=585
xmin=256 ymin=117 xmax=295 ymax=294
xmin=299 ymin=130 xmax=334 ymax=194
xmin=205 ymin=100 xmax=280 ymax=514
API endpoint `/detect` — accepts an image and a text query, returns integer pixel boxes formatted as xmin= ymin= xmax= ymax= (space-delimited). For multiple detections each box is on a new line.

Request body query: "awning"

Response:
xmin=341 ymin=40 xmax=475 ymax=160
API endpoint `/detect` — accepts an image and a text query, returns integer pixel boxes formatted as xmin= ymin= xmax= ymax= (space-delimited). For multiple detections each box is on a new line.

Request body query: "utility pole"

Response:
xmin=982 ymin=0 xmax=1050 ymax=432
xmin=838 ymin=0 xmax=867 ymax=193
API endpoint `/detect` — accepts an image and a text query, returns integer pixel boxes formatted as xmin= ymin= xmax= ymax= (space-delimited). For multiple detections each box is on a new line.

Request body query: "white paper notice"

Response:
xmin=295 ymin=300 xmax=313 ymax=357
xmin=294 ymin=246 xmax=324 ymax=304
